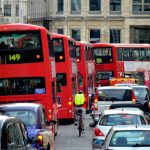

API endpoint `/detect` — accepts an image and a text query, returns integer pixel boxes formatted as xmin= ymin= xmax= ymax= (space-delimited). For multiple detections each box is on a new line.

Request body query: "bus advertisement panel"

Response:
xmin=75 ymin=41 xmax=95 ymax=110
xmin=0 ymin=23 xmax=58 ymax=135
xmin=93 ymin=43 xmax=150 ymax=89
xmin=52 ymin=33 xmax=78 ymax=120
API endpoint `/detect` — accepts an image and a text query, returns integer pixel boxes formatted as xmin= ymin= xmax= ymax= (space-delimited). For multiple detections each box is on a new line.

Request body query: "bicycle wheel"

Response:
xmin=78 ymin=115 xmax=82 ymax=137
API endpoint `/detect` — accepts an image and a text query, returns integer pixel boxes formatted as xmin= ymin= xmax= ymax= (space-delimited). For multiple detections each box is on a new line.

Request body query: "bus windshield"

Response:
xmin=93 ymin=47 xmax=113 ymax=64
xmin=0 ymin=31 xmax=43 ymax=64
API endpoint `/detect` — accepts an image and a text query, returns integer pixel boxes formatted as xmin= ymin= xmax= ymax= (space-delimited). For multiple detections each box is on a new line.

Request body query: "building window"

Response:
xmin=57 ymin=28 xmax=64 ymax=34
xmin=71 ymin=29 xmax=80 ymax=41
xmin=110 ymin=0 xmax=121 ymax=12
xmin=134 ymin=28 xmax=150 ymax=43
xmin=71 ymin=0 xmax=81 ymax=12
xmin=90 ymin=29 xmax=100 ymax=43
xmin=132 ymin=0 xmax=150 ymax=13
xmin=16 ymin=5 xmax=19 ymax=16
xmin=58 ymin=0 xmax=63 ymax=12
xmin=110 ymin=29 xmax=121 ymax=43
xmin=89 ymin=0 xmax=101 ymax=11
xmin=4 ymin=4 xmax=11 ymax=16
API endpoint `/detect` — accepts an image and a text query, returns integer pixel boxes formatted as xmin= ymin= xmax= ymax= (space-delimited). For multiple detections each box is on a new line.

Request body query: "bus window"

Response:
xmin=57 ymin=83 xmax=62 ymax=92
xmin=0 ymin=31 xmax=43 ymax=64
xmin=93 ymin=47 xmax=113 ymax=64
xmin=53 ymin=38 xmax=65 ymax=62
xmin=0 ymin=77 xmax=45 ymax=95
xmin=52 ymin=81 xmax=56 ymax=103
xmin=78 ymin=75 xmax=83 ymax=86
xmin=56 ymin=73 xmax=67 ymax=86
xmin=69 ymin=40 xmax=76 ymax=59
xmin=72 ymin=77 xmax=77 ymax=95
xmin=47 ymin=35 xmax=54 ymax=57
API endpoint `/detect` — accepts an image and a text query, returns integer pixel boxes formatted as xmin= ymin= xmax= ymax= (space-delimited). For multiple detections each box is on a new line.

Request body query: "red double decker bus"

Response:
xmin=51 ymin=33 xmax=78 ymax=121
xmin=0 ymin=23 xmax=58 ymax=134
xmin=75 ymin=41 xmax=95 ymax=110
xmin=93 ymin=43 xmax=150 ymax=88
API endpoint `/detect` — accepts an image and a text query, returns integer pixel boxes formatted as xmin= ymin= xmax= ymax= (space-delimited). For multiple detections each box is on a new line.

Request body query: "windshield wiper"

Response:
xmin=132 ymin=143 xmax=150 ymax=147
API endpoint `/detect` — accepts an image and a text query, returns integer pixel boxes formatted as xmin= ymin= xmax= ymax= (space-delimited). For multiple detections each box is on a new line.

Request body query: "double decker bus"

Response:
xmin=51 ymin=33 xmax=78 ymax=121
xmin=75 ymin=41 xmax=95 ymax=110
xmin=0 ymin=23 xmax=58 ymax=135
xmin=93 ymin=43 xmax=150 ymax=89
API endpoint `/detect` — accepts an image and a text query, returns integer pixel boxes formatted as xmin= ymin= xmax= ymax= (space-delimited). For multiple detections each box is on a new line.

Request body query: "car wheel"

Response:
xmin=47 ymin=144 xmax=50 ymax=150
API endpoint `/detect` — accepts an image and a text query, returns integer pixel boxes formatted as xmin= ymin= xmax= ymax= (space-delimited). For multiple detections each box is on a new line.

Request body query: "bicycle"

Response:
xmin=76 ymin=108 xmax=83 ymax=137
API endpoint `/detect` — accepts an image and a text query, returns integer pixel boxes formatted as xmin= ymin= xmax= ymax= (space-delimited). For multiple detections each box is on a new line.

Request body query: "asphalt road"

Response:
xmin=55 ymin=114 xmax=94 ymax=150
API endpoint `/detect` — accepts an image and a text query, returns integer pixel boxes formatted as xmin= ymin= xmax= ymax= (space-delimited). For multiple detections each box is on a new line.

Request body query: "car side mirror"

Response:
xmin=29 ymin=137 xmax=37 ymax=144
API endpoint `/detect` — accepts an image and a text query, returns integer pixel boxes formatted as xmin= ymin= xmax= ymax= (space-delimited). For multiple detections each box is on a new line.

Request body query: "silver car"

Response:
xmin=92 ymin=86 xmax=136 ymax=121
xmin=92 ymin=108 xmax=148 ymax=150
xmin=102 ymin=125 xmax=150 ymax=150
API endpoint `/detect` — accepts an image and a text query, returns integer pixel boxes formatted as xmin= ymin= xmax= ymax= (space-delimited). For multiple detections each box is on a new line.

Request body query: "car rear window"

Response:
xmin=99 ymin=114 xmax=146 ymax=126
xmin=110 ymin=130 xmax=150 ymax=147
xmin=133 ymin=88 xmax=149 ymax=100
xmin=97 ymin=89 xmax=132 ymax=101
xmin=2 ymin=110 xmax=37 ymax=126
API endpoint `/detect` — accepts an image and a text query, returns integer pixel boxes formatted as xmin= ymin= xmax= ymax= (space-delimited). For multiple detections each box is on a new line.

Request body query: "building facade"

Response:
xmin=1 ymin=0 xmax=28 ymax=23
xmin=0 ymin=0 xmax=3 ymax=23
xmin=27 ymin=0 xmax=150 ymax=44
xmin=0 ymin=0 xmax=149 ymax=44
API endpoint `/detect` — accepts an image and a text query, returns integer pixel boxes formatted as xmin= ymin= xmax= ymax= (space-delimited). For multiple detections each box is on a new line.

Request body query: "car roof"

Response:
xmin=111 ymin=125 xmax=150 ymax=131
xmin=102 ymin=108 xmax=144 ymax=115
xmin=0 ymin=115 xmax=18 ymax=129
xmin=115 ymin=83 xmax=138 ymax=86
xmin=131 ymin=85 xmax=149 ymax=89
xmin=97 ymin=86 xmax=133 ymax=90
xmin=0 ymin=103 xmax=42 ymax=111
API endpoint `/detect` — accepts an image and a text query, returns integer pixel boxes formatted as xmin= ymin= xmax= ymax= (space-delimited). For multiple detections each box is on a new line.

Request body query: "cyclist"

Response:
xmin=74 ymin=90 xmax=86 ymax=134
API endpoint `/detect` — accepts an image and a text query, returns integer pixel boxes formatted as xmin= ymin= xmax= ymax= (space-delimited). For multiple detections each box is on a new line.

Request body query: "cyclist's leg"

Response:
xmin=81 ymin=107 xmax=86 ymax=132
xmin=74 ymin=107 xmax=78 ymax=125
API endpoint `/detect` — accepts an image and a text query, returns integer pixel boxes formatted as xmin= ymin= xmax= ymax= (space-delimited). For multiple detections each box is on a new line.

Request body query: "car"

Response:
xmin=115 ymin=84 xmax=150 ymax=103
xmin=115 ymin=84 xmax=150 ymax=111
xmin=0 ymin=115 xmax=35 ymax=150
xmin=0 ymin=103 xmax=56 ymax=150
xmin=92 ymin=86 xmax=136 ymax=121
xmin=131 ymin=85 xmax=150 ymax=107
xmin=102 ymin=125 xmax=150 ymax=150
xmin=92 ymin=108 xmax=148 ymax=150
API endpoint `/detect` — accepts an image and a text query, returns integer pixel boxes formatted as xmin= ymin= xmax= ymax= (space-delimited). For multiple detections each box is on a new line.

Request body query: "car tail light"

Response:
xmin=148 ymin=102 xmax=150 ymax=109
xmin=94 ymin=98 xmax=98 ymax=104
xmin=37 ymin=134 xmax=43 ymax=145
xmin=94 ymin=128 xmax=104 ymax=136
xmin=132 ymin=91 xmax=136 ymax=103
xmin=94 ymin=98 xmax=98 ymax=110
xmin=48 ymin=114 xmax=52 ymax=120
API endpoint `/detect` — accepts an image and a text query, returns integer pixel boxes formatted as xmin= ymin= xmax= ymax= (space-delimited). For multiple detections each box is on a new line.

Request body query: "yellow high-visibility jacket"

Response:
xmin=74 ymin=93 xmax=85 ymax=106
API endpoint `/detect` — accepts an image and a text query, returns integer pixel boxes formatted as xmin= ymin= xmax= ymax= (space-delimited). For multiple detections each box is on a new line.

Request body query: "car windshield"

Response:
xmin=99 ymin=114 xmax=146 ymax=126
xmin=97 ymin=89 xmax=132 ymax=101
xmin=110 ymin=130 xmax=150 ymax=147
xmin=2 ymin=110 xmax=37 ymax=126
xmin=133 ymin=88 xmax=149 ymax=100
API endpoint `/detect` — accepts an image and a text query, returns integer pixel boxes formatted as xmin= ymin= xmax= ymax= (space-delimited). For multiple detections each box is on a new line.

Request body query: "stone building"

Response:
xmin=0 ymin=0 xmax=3 ymax=23
xmin=1 ymin=0 xmax=28 ymax=23
xmin=1 ymin=0 xmax=150 ymax=43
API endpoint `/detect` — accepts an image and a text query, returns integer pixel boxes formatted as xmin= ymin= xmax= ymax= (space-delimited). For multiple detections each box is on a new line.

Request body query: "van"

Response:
xmin=92 ymin=86 xmax=136 ymax=121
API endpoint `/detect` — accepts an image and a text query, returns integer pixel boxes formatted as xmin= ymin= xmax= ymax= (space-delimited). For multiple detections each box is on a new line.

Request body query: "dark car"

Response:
xmin=0 ymin=115 xmax=35 ymax=150
xmin=131 ymin=85 xmax=150 ymax=102
xmin=0 ymin=103 xmax=56 ymax=150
